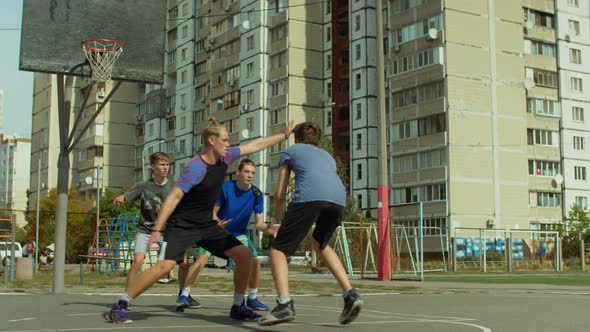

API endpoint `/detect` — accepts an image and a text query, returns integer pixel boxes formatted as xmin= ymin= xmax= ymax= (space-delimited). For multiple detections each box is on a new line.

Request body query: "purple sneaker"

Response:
xmin=105 ymin=301 xmax=132 ymax=324
xmin=230 ymin=301 xmax=262 ymax=321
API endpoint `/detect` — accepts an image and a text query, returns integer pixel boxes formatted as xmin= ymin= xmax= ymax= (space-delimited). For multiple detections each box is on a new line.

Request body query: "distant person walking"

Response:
xmin=539 ymin=243 xmax=547 ymax=266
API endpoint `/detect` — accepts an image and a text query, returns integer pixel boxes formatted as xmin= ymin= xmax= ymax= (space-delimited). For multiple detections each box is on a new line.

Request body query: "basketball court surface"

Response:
xmin=1 ymin=284 xmax=588 ymax=331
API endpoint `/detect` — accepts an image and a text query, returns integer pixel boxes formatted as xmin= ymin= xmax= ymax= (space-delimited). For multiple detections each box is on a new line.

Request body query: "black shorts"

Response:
xmin=272 ymin=201 xmax=343 ymax=255
xmin=161 ymin=223 xmax=242 ymax=263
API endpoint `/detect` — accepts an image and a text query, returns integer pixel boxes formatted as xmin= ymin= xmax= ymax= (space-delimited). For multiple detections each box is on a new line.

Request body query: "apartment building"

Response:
xmin=29 ymin=73 xmax=140 ymax=207
xmin=140 ymin=0 xmax=324 ymax=215
xmin=555 ymin=0 xmax=590 ymax=214
xmin=0 ymin=134 xmax=31 ymax=227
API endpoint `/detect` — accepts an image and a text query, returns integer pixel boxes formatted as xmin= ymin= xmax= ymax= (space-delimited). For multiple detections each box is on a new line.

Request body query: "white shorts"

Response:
xmin=134 ymin=231 xmax=165 ymax=260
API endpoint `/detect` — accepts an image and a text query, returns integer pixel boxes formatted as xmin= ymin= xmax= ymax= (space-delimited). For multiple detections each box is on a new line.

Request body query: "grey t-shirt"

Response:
xmin=124 ymin=178 xmax=174 ymax=234
xmin=279 ymin=143 xmax=346 ymax=206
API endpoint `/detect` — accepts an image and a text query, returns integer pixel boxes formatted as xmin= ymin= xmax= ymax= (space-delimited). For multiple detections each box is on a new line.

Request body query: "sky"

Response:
xmin=0 ymin=0 xmax=33 ymax=138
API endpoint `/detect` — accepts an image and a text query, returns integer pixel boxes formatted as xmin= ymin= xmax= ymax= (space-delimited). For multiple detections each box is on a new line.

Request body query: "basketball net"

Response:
xmin=81 ymin=38 xmax=124 ymax=98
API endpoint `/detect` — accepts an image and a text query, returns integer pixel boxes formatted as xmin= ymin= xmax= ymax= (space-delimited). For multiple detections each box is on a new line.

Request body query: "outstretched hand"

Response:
xmin=113 ymin=195 xmax=125 ymax=207
xmin=147 ymin=231 xmax=161 ymax=251
xmin=266 ymin=224 xmax=280 ymax=238
xmin=285 ymin=120 xmax=295 ymax=139
xmin=217 ymin=218 xmax=232 ymax=228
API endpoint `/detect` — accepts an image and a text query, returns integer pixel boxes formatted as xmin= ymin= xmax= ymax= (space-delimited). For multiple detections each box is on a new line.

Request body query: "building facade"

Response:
xmin=0 ymin=134 xmax=31 ymax=227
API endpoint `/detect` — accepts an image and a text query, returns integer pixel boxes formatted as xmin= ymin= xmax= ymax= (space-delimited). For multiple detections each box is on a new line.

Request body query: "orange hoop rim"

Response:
xmin=81 ymin=38 xmax=124 ymax=52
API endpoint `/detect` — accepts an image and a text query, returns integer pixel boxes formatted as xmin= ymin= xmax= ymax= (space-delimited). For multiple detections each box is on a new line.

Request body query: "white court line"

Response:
xmin=7 ymin=318 xmax=37 ymax=322
xmin=0 ymin=293 xmax=32 ymax=296
xmin=0 ymin=319 xmax=491 ymax=332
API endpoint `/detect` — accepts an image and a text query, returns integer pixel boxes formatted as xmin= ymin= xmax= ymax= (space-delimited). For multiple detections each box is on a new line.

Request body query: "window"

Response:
xmin=246 ymin=117 xmax=254 ymax=131
xmin=527 ymin=129 xmax=556 ymax=146
xmin=326 ymin=26 xmax=331 ymax=42
xmin=180 ymin=116 xmax=186 ymax=129
xmin=194 ymin=109 xmax=205 ymax=123
xmin=168 ymin=117 xmax=176 ymax=131
xmin=271 ymin=80 xmax=287 ymax=97
xmin=533 ymin=69 xmax=558 ymax=88
xmin=419 ymin=149 xmax=446 ymax=168
xmin=136 ymin=124 xmax=144 ymax=137
xmin=572 ymin=107 xmax=584 ymax=122
xmin=326 ymin=54 xmax=332 ymax=71
xmin=169 ymin=6 xmax=178 ymax=19
xmin=575 ymin=196 xmax=587 ymax=210
xmin=568 ymin=0 xmax=579 ymax=7
xmin=270 ymin=108 xmax=286 ymax=125
xmin=355 ymin=73 xmax=361 ymax=90
xmin=527 ymin=98 xmax=560 ymax=117
xmin=525 ymin=9 xmax=554 ymax=29
xmin=196 ymin=61 xmax=207 ymax=76
xmin=327 ymin=110 xmax=332 ymax=126
xmin=326 ymin=82 xmax=332 ymax=98
xmin=392 ymin=81 xmax=444 ymax=107
xmin=246 ymin=62 xmax=254 ymax=77
xmin=355 ymin=15 xmax=361 ymax=31
xmin=355 ymin=103 xmax=361 ymax=120
xmin=575 ymin=166 xmax=587 ymax=181
xmin=246 ymin=89 xmax=254 ymax=104
xmin=167 ymin=50 xmax=176 ymax=64
xmin=356 ymin=133 xmax=362 ymax=150
xmin=181 ymin=70 xmax=187 ymax=83
xmin=356 ymin=194 xmax=362 ymax=210
xmin=148 ymin=123 xmax=154 ymax=137
xmin=530 ymin=40 xmax=555 ymax=57
xmin=418 ymin=113 xmax=446 ymax=136
xmin=392 ymin=187 xmax=419 ymax=204
xmin=570 ymin=48 xmax=582 ymax=64
xmin=271 ymin=24 xmax=288 ymax=42
xmin=182 ymin=3 xmax=189 ymax=16
xmin=393 ymin=120 xmax=417 ymax=141
xmin=571 ymin=77 xmax=583 ymax=92
xmin=394 ymin=14 xmax=443 ymax=44
xmin=182 ymin=25 xmax=188 ymax=38
xmin=574 ymin=136 xmax=585 ymax=150
xmin=393 ymin=154 xmax=418 ymax=172
xmin=528 ymin=160 xmax=560 ymax=176
xmin=535 ymin=192 xmax=561 ymax=207
xmin=568 ymin=19 xmax=580 ymax=36
xmin=392 ymin=0 xmax=426 ymax=13
xmin=356 ymin=163 xmax=362 ymax=180
xmin=326 ymin=0 xmax=331 ymax=14
xmin=355 ymin=44 xmax=361 ymax=60
xmin=393 ymin=48 xmax=441 ymax=75
xmin=270 ymin=51 xmax=287 ymax=69
xmin=179 ymin=139 xmax=186 ymax=154
xmin=246 ymin=36 xmax=254 ymax=51
xmin=420 ymin=183 xmax=446 ymax=202
xmin=196 ymin=40 xmax=205 ymax=54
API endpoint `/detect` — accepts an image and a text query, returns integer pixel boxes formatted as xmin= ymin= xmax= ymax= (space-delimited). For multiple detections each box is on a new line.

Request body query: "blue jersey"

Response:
xmin=216 ymin=180 xmax=263 ymax=236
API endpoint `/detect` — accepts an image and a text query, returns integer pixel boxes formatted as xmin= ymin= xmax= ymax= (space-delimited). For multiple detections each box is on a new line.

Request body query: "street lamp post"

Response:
xmin=85 ymin=165 xmax=102 ymax=263
xmin=35 ymin=158 xmax=41 ymax=272
xmin=142 ymin=140 xmax=166 ymax=181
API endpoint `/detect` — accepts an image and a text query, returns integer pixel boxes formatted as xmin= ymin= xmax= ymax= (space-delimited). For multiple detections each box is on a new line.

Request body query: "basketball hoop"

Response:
xmin=81 ymin=38 xmax=123 ymax=97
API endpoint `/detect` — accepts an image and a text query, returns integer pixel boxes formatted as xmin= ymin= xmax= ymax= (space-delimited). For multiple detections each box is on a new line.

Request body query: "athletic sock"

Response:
xmin=278 ymin=295 xmax=291 ymax=304
xmin=181 ymin=287 xmax=191 ymax=297
xmin=247 ymin=288 xmax=258 ymax=299
xmin=119 ymin=293 xmax=133 ymax=304
xmin=233 ymin=293 xmax=245 ymax=306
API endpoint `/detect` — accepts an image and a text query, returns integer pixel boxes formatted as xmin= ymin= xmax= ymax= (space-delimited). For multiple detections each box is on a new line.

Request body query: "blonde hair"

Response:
xmin=201 ymin=117 xmax=226 ymax=147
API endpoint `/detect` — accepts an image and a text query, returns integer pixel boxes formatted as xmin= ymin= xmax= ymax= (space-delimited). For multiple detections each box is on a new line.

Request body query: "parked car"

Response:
xmin=0 ymin=241 xmax=23 ymax=266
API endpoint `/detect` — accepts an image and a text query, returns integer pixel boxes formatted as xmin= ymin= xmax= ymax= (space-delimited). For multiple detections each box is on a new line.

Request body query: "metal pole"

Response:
xmin=376 ymin=0 xmax=391 ymax=281
xmin=10 ymin=213 xmax=16 ymax=281
xmin=96 ymin=165 xmax=101 ymax=261
xmin=581 ymin=239 xmax=585 ymax=272
xmin=35 ymin=158 xmax=41 ymax=272
xmin=419 ymin=202 xmax=424 ymax=282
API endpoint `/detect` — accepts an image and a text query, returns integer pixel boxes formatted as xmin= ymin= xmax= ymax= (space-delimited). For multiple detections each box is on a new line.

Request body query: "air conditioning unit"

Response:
xmin=486 ymin=219 xmax=495 ymax=227
xmin=242 ymin=103 xmax=250 ymax=111
xmin=209 ymin=37 xmax=216 ymax=45
xmin=565 ymin=34 xmax=571 ymax=42
xmin=181 ymin=104 xmax=187 ymax=110
xmin=200 ymin=96 xmax=206 ymax=103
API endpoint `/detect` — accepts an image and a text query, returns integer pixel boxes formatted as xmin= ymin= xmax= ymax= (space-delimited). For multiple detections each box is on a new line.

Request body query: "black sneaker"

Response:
xmin=188 ymin=295 xmax=202 ymax=308
xmin=339 ymin=288 xmax=363 ymax=325
xmin=258 ymin=300 xmax=296 ymax=326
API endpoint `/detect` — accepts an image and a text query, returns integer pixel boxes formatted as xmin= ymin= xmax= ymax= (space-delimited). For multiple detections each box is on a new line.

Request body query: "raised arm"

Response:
xmin=239 ymin=120 xmax=294 ymax=156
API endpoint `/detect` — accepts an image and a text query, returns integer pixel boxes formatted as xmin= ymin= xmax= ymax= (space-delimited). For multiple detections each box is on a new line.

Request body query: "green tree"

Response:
xmin=567 ymin=204 xmax=590 ymax=241
xmin=24 ymin=188 xmax=94 ymax=262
